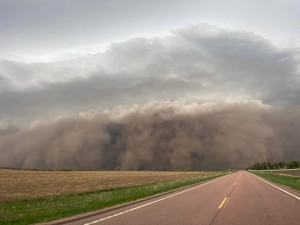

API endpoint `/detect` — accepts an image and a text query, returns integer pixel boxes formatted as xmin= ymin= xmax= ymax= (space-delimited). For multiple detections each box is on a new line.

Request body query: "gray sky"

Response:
xmin=1 ymin=0 xmax=300 ymax=169
xmin=1 ymin=0 xmax=300 ymax=61
xmin=0 ymin=0 xmax=299 ymax=122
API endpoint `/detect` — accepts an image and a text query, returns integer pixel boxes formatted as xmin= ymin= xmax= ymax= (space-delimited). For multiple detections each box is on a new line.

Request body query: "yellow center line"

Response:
xmin=223 ymin=197 xmax=230 ymax=208
xmin=218 ymin=197 xmax=228 ymax=209
xmin=218 ymin=173 xmax=240 ymax=210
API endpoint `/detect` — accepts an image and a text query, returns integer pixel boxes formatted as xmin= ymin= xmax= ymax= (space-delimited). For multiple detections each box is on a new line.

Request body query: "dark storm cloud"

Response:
xmin=0 ymin=24 xmax=299 ymax=122
xmin=0 ymin=25 xmax=300 ymax=170
xmin=0 ymin=100 xmax=299 ymax=170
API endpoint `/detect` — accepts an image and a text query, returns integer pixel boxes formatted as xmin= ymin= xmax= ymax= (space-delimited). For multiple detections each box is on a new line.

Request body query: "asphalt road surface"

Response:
xmin=49 ymin=171 xmax=300 ymax=225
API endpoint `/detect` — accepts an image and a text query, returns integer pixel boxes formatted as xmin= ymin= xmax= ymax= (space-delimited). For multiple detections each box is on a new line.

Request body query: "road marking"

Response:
xmin=83 ymin=173 xmax=234 ymax=225
xmin=224 ymin=197 xmax=230 ymax=208
xmin=251 ymin=173 xmax=300 ymax=201
xmin=218 ymin=197 xmax=228 ymax=209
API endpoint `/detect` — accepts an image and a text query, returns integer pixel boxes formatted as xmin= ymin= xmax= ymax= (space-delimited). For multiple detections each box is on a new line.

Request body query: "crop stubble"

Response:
xmin=0 ymin=169 xmax=218 ymax=202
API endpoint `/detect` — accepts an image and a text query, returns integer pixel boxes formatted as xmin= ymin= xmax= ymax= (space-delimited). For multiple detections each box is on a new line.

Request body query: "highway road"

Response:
xmin=48 ymin=171 xmax=300 ymax=225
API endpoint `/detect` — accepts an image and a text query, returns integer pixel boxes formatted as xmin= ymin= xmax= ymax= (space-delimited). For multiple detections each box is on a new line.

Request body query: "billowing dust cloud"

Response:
xmin=0 ymin=100 xmax=299 ymax=170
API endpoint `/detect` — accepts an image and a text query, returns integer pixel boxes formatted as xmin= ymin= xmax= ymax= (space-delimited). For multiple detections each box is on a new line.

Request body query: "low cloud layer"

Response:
xmin=0 ymin=100 xmax=299 ymax=170
xmin=0 ymin=24 xmax=300 ymax=170
xmin=0 ymin=24 xmax=299 ymax=122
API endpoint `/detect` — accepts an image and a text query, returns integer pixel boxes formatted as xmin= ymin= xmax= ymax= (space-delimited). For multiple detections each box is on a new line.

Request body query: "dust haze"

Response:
xmin=0 ymin=100 xmax=299 ymax=170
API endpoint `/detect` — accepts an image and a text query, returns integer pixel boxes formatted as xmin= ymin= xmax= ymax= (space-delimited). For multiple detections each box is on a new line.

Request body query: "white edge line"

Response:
xmin=83 ymin=173 xmax=235 ymax=225
xmin=250 ymin=172 xmax=300 ymax=201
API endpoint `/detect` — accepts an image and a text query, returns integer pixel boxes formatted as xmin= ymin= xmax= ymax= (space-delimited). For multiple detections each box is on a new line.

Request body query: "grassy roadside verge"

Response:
xmin=0 ymin=172 xmax=228 ymax=225
xmin=252 ymin=172 xmax=300 ymax=191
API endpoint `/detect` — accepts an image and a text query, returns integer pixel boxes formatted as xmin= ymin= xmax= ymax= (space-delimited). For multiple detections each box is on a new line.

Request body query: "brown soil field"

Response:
xmin=271 ymin=169 xmax=300 ymax=177
xmin=0 ymin=169 xmax=220 ymax=202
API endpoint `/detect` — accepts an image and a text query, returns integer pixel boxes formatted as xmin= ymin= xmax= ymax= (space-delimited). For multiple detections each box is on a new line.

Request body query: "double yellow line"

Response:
xmin=218 ymin=197 xmax=230 ymax=209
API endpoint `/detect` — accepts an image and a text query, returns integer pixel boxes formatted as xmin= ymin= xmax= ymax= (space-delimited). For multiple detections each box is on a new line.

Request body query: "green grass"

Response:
xmin=253 ymin=172 xmax=300 ymax=191
xmin=0 ymin=172 xmax=228 ymax=225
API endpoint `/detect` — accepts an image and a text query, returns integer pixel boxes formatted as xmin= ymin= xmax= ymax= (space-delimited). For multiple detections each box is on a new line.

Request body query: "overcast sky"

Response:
xmin=0 ymin=0 xmax=299 ymax=122
xmin=1 ymin=0 xmax=300 ymax=61
xmin=1 ymin=0 xmax=300 ymax=169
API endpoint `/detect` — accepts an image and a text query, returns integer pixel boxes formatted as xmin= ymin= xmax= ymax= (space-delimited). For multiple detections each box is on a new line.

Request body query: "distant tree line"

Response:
xmin=246 ymin=161 xmax=300 ymax=170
